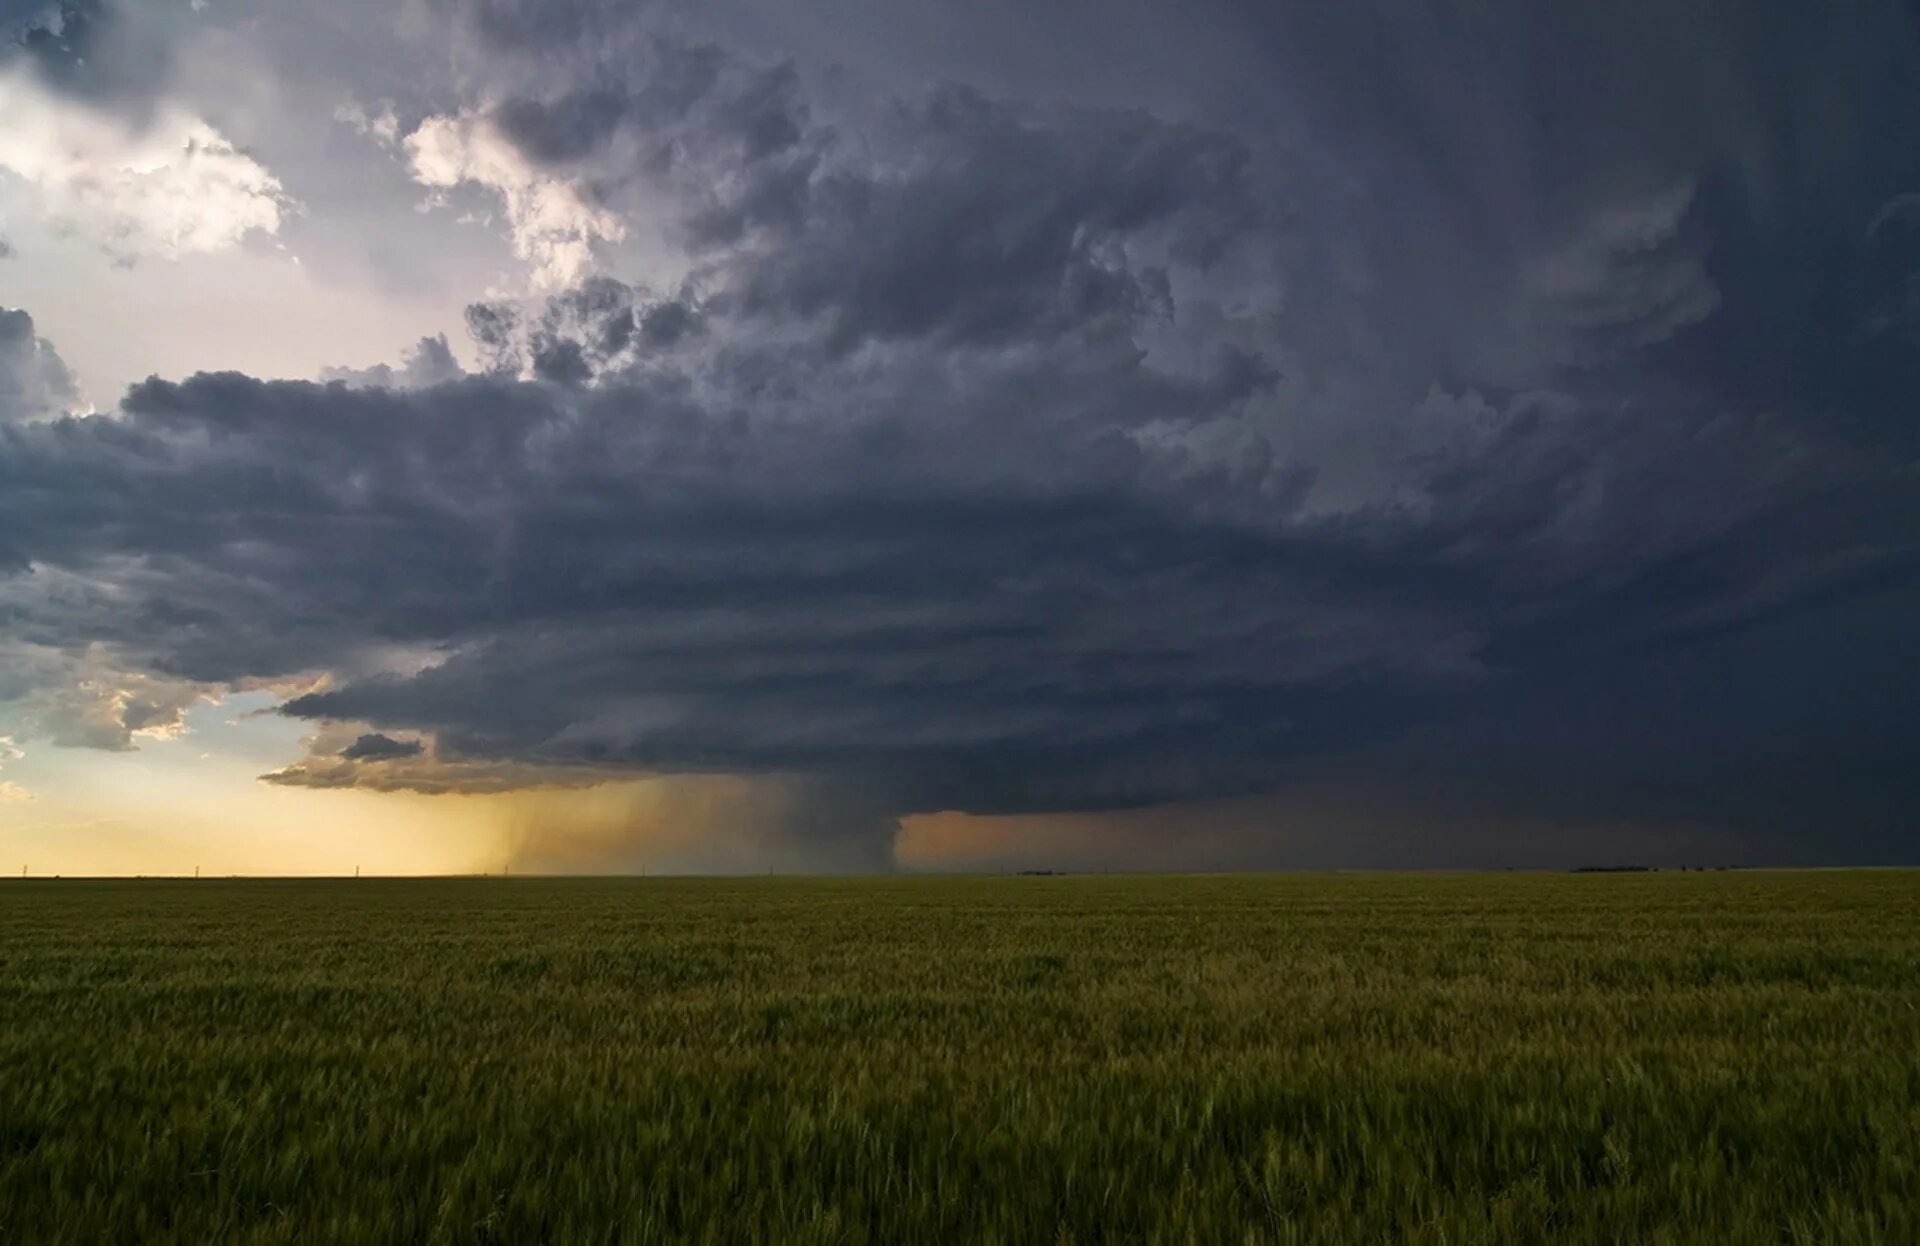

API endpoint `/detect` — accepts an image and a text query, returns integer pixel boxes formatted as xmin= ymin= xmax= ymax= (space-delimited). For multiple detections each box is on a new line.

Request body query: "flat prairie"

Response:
xmin=1 ymin=871 xmax=1915 ymax=1243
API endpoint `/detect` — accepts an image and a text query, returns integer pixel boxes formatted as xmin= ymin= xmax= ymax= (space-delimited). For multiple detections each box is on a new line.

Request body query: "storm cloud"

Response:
xmin=2 ymin=0 xmax=1918 ymax=864
xmin=0 ymin=307 xmax=76 ymax=422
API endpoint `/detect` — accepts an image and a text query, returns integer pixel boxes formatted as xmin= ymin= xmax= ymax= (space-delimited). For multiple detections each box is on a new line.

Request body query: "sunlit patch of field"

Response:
xmin=1 ymin=871 xmax=1915 ymax=1243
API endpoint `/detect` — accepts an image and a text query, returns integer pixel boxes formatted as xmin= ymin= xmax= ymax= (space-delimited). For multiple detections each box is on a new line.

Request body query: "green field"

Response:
xmin=1 ymin=872 xmax=1916 ymax=1244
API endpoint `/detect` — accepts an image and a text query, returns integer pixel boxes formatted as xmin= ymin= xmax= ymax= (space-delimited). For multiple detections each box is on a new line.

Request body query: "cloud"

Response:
xmin=418 ymin=16 xmax=1266 ymax=350
xmin=339 ymin=731 xmax=423 ymax=761
xmin=4 ymin=259 xmax=1907 ymax=837
xmin=0 ymin=639 xmax=211 ymax=751
xmin=3 ymin=0 xmax=171 ymax=106
xmin=403 ymin=108 xmax=626 ymax=288
xmin=319 ymin=335 xmax=463 ymax=390
xmin=333 ymin=97 xmax=400 ymax=149
xmin=5 ymin=0 xmax=100 ymax=89
xmin=11 ymin=357 xmax=1451 ymax=807
xmin=0 ymin=305 xmax=78 ymax=421
xmin=459 ymin=278 xmax=703 ymax=384
xmin=260 ymin=720 xmax=628 ymax=795
xmin=701 ymin=84 xmax=1256 ymax=354
xmin=0 ymin=68 xmax=290 ymax=262
xmin=0 ymin=732 xmax=27 ymax=802
xmin=4 ymin=0 xmax=1920 ymax=864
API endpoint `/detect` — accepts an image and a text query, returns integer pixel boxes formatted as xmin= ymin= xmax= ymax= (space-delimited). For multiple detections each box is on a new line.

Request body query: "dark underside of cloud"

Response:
xmin=4 ymin=0 xmax=171 ymax=106
xmin=339 ymin=732 xmax=423 ymax=762
xmin=3 ymin=0 xmax=1919 ymax=864
xmin=0 ymin=306 xmax=76 ymax=422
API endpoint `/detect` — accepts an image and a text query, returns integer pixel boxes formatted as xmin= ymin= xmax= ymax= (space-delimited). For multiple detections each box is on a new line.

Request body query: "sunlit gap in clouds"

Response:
xmin=0 ymin=692 xmax=493 ymax=877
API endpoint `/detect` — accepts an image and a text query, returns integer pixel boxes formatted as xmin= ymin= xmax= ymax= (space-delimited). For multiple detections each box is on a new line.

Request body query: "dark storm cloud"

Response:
xmin=704 ymin=85 xmax=1256 ymax=353
xmin=467 ymin=40 xmax=1258 ymax=353
xmin=2 ymin=0 xmax=171 ymax=107
xmin=423 ymin=4 xmax=1264 ymax=353
xmin=448 ymin=18 xmax=804 ymax=188
xmin=1231 ymin=1 xmax=1920 ymax=414
xmin=4 ymin=310 xmax=1904 ymax=834
xmin=463 ymin=279 xmax=704 ymax=384
xmin=319 ymin=336 xmax=462 ymax=391
xmin=340 ymin=732 xmax=423 ymax=761
xmin=5 ymin=0 xmax=1920 ymax=861
xmin=485 ymin=45 xmax=729 ymax=165
xmin=0 ymin=340 xmax=1471 ymax=814
xmin=4 ymin=0 xmax=98 ymax=81
xmin=0 ymin=306 xmax=76 ymax=424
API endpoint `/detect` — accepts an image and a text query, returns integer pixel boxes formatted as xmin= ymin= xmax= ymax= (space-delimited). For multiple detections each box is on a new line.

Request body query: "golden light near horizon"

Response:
xmin=0 ymin=692 xmax=502 ymax=877
xmin=1 ymin=691 xmax=987 ymax=877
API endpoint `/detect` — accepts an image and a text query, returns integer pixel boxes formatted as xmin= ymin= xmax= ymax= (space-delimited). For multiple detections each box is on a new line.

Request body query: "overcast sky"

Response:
xmin=3 ymin=0 xmax=1918 ymax=873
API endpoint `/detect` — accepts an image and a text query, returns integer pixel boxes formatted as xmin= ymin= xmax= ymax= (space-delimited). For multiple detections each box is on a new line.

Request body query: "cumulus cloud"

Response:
xmin=319 ymin=335 xmax=463 ymax=390
xmin=0 ymin=639 xmax=211 ymax=752
xmin=0 ymin=68 xmax=290 ymax=262
xmin=339 ymin=732 xmax=423 ymax=761
xmin=0 ymin=305 xmax=78 ymax=421
xmin=704 ymin=84 xmax=1255 ymax=354
xmin=459 ymin=278 xmax=703 ymax=383
xmin=403 ymin=108 xmax=626 ymax=288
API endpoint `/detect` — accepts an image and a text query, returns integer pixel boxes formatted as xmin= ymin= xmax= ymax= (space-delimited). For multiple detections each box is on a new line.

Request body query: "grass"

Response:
xmin=1 ymin=870 xmax=1916 ymax=1244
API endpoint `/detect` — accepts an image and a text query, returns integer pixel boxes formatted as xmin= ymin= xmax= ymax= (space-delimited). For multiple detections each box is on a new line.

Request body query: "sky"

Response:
xmin=2 ymin=0 xmax=1917 ymax=875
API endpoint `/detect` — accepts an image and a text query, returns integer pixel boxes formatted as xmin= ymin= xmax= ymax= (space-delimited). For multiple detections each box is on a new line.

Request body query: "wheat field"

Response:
xmin=1 ymin=871 xmax=1915 ymax=1243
